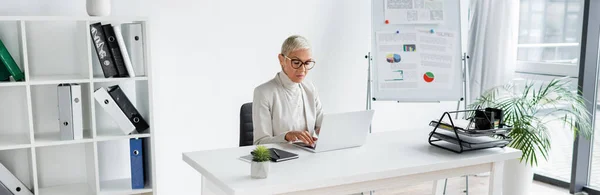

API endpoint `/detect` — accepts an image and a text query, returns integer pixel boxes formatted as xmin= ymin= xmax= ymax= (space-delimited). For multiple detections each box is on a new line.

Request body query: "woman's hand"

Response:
xmin=285 ymin=131 xmax=317 ymax=145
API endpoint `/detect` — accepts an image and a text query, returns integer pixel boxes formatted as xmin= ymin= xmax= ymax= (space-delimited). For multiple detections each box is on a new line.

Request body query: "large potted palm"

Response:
xmin=470 ymin=79 xmax=593 ymax=195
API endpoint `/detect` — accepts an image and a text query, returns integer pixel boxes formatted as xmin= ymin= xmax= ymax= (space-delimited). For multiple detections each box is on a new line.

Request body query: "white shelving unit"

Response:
xmin=0 ymin=16 xmax=156 ymax=195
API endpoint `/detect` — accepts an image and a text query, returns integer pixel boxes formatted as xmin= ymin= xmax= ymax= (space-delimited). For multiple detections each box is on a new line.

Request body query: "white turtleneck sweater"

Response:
xmin=252 ymin=71 xmax=324 ymax=145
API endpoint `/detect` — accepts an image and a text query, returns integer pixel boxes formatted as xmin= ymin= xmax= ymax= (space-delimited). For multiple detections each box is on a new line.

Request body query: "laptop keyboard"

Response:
xmin=294 ymin=142 xmax=316 ymax=149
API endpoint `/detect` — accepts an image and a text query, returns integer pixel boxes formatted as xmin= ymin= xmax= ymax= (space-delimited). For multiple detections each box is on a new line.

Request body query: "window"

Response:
xmin=592 ymin=77 xmax=600 ymax=188
xmin=516 ymin=0 xmax=585 ymax=183
xmin=517 ymin=0 xmax=584 ymax=77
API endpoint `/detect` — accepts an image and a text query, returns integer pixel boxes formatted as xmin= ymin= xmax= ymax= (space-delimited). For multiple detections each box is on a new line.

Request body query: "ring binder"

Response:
xmin=130 ymin=138 xmax=145 ymax=189
xmin=0 ymin=163 xmax=32 ymax=195
xmin=90 ymin=22 xmax=119 ymax=78
xmin=58 ymin=84 xmax=83 ymax=140
xmin=94 ymin=87 xmax=136 ymax=134
xmin=107 ymin=85 xmax=149 ymax=133
xmin=0 ymin=181 xmax=13 ymax=195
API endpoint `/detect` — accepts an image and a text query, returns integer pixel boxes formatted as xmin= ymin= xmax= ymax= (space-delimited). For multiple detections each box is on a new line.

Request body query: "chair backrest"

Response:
xmin=239 ymin=102 xmax=254 ymax=147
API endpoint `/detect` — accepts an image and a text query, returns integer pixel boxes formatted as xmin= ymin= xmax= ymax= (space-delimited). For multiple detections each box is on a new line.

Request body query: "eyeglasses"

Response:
xmin=282 ymin=54 xmax=316 ymax=70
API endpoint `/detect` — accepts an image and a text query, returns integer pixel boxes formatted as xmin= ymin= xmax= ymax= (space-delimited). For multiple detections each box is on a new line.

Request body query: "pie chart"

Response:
xmin=423 ymin=72 xmax=434 ymax=83
xmin=386 ymin=53 xmax=401 ymax=63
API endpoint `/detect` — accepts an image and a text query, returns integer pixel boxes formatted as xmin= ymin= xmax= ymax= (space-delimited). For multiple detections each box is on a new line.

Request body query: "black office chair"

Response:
xmin=239 ymin=102 xmax=254 ymax=147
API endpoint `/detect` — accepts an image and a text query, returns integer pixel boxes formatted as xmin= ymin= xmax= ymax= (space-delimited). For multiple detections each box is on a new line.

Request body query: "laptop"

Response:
xmin=292 ymin=110 xmax=375 ymax=153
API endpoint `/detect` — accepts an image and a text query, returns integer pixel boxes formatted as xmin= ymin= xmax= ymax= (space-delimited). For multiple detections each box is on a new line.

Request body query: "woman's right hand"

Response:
xmin=285 ymin=131 xmax=317 ymax=145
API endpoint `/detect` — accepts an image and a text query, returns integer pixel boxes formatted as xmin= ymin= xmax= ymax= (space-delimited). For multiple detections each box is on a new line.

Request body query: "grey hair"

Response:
xmin=280 ymin=35 xmax=311 ymax=56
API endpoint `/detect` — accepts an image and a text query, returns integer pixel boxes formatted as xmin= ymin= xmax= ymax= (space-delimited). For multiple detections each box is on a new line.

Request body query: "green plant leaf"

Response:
xmin=470 ymin=79 xmax=593 ymax=167
xmin=252 ymin=145 xmax=271 ymax=162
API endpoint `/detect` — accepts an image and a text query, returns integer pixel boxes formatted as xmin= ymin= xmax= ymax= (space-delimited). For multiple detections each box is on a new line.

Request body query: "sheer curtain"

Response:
xmin=467 ymin=0 xmax=520 ymax=102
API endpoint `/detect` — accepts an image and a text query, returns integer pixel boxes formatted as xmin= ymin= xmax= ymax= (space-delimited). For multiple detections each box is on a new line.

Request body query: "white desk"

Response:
xmin=183 ymin=129 xmax=521 ymax=195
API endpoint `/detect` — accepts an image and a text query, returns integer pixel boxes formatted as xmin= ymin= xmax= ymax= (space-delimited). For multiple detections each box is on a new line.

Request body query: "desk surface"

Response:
xmin=183 ymin=129 xmax=521 ymax=195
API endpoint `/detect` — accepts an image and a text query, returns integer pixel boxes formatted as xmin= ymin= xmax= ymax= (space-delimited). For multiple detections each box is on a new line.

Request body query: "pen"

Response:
xmin=272 ymin=149 xmax=281 ymax=158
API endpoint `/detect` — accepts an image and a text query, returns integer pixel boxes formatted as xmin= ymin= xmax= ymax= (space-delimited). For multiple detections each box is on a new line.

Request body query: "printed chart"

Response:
xmin=375 ymin=28 xmax=457 ymax=91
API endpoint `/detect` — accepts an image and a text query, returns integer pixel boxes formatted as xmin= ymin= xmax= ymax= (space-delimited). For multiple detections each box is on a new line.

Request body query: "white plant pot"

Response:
xmin=86 ymin=0 xmax=111 ymax=16
xmin=251 ymin=161 xmax=270 ymax=179
xmin=503 ymin=159 xmax=534 ymax=195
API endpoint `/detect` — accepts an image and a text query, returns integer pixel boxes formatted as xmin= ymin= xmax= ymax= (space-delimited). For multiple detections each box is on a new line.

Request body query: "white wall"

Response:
xmin=2 ymin=1 xmax=462 ymax=194
xmin=149 ymin=1 xmax=374 ymax=194
xmin=0 ymin=0 xmax=148 ymax=16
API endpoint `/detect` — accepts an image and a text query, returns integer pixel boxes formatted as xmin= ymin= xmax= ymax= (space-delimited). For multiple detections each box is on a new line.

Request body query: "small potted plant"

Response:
xmin=251 ymin=145 xmax=271 ymax=179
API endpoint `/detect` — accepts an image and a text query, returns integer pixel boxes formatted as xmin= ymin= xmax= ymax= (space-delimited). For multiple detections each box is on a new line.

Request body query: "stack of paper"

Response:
xmin=430 ymin=118 xmax=474 ymax=130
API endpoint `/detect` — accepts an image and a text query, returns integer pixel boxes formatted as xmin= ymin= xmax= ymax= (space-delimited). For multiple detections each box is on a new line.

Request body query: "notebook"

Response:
xmin=268 ymin=148 xmax=298 ymax=162
xmin=241 ymin=148 xmax=299 ymax=163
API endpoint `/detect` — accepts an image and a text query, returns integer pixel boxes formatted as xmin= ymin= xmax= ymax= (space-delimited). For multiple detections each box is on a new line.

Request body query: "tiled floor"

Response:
xmin=374 ymin=175 xmax=570 ymax=195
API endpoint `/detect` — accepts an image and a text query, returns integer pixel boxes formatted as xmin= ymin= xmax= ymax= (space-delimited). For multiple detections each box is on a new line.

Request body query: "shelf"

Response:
xmin=0 ymin=16 xmax=155 ymax=195
xmin=34 ymin=131 xmax=93 ymax=147
xmin=93 ymin=76 xmax=148 ymax=83
xmin=39 ymin=183 xmax=95 ymax=195
xmin=0 ymin=81 xmax=27 ymax=87
xmin=36 ymin=143 xmax=97 ymax=195
xmin=0 ymin=16 xmax=148 ymax=22
xmin=99 ymin=178 xmax=153 ymax=195
xmin=0 ymin=148 xmax=35 ymax=191
xmin=29 ymin=75 xmax=90 ymax=85
xmin=0 ymin=134 xmax=31 ymax=151
xmin=96 ymin=130 xmax=151 ymax=142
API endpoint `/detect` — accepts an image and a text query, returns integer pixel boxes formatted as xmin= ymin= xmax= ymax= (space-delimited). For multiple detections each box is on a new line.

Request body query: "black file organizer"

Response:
xmin=428 ymin=109 xmax=513 ymax=153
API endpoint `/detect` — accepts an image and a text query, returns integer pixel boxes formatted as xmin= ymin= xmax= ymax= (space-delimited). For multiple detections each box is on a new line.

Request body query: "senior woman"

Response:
xmin=253 ymin=35 xmax=323 ymax=146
